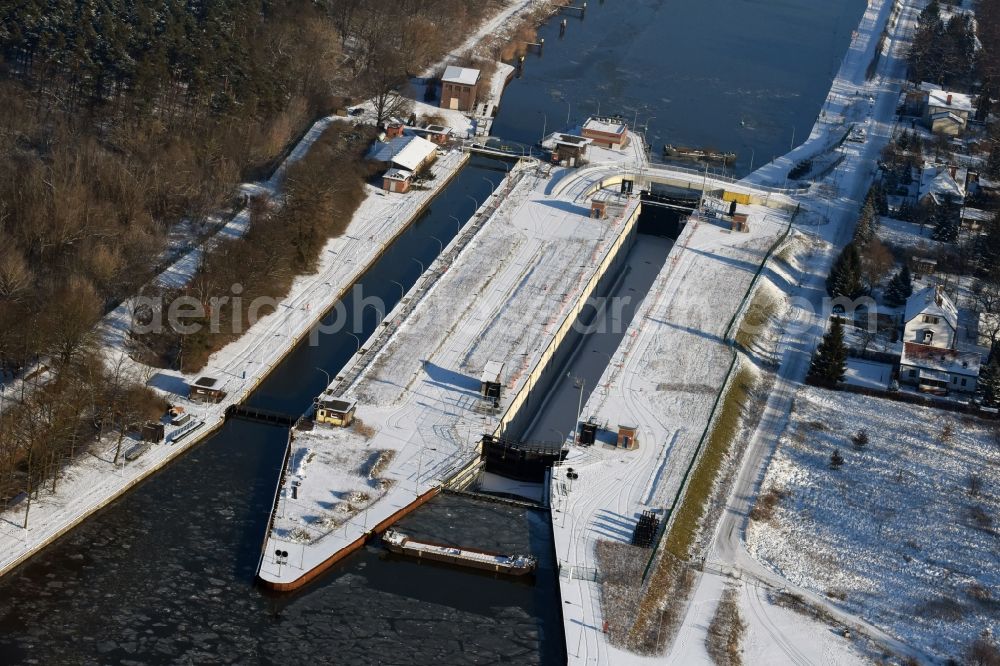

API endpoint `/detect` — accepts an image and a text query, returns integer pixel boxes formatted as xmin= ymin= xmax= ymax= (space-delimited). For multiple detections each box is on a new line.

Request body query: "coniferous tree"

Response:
xmin=932 ymin=198 xmax=961 ymax=242
xmin=830 ymin=448 xmax=845 ymax=470
xmin=884 ymin=264 xmax=913 ymax=307
xmin=987 ymin=146 xmax=1000 ymax=180
xmin=980 ymin=355 xmax=1000 ymax=406
xmin=826 ymin=243 xmax=865 ymax=299
xmin=854 ymin=197 xmax=879 ymax=246
xmin=809 ymin=317 xmax=848 ymax=386
xmin=869 ymin=182 xmax=889 ymax=216
xmin=899 ymin=263 xmax=913 ymax=300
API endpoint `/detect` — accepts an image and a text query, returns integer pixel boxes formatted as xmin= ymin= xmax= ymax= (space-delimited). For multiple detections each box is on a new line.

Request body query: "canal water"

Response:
xmin=492 ymin=0 xmax=869 ymax=177
xmin=0 ymin=1 xmax=868 ymax=663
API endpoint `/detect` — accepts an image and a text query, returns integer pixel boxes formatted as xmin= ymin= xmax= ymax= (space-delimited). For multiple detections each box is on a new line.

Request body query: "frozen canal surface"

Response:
xmin=492 ymin=0 xmax=869 ymax=177
xmin=0 ymin=422 xmax=558 ymax=664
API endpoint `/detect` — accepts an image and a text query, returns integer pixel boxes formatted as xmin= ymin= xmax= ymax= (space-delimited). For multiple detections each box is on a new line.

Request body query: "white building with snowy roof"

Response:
xmin=581 ymin=116 xmax=630 ymax=149
xmin=918 ymin=163 xmax=967 ymax=206
xmin=903 ymin=285 xmax=959 ymax=348
xmin=920 ymin=85 xmax=976 ymax=135
xmin=899 ymin=342 xmax=980 ymax=394
xmin=367 ymin=135 xmax=438 ymax=173
xmin=368 ymin=135 xmax=438 ymax=193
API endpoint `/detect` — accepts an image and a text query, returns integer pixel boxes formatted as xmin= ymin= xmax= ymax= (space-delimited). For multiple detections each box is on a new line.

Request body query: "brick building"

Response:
xmin=581 ymin=116 xmax=629 ymax=149
xmin=440 ymin=66 xmax=481 ymax=112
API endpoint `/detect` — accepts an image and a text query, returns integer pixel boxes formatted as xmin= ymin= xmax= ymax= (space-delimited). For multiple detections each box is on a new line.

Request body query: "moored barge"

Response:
xmin=663 ymin=144 xmax=736 ymax=164
xmin=382 ymin=529 xmax=537 ymax=576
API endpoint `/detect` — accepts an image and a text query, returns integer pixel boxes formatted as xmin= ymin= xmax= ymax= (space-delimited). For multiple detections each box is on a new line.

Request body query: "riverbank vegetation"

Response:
xmin=132 ymin=122 xmax=375 ymax=372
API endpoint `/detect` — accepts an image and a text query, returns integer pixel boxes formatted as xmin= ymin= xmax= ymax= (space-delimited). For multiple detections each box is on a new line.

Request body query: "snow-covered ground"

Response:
xmin=665 ymin=0 xmax=944 ymax=663
xmin=551 ymin=203 xmax=789 ymax=665
xmin=843 ymin=358 xmax=894 ymax=390
xmin=747 ymin=386 xmax=1000 ymax=660
xmin=877 ymin=215 xmax=942 ymax=253
xmin=669 ymin=574 xmax=873 ymax=666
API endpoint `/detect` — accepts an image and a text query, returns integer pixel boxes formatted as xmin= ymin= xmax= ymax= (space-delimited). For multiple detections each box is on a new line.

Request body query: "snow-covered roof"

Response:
xmin=919 ymin=165 xmax=966 ymax=204
xmin=900 ymin=342 xmax=981 ymax=377
xmin=318 ymin=398 xmax=356 ymax=413
xmin=390 ymin=136 xmax=437 ymax=171
xmin=924 ymin=88 xmax=974 ymax=114
xmin=383 ymin=167 xmax=413 ymax=182
xmin=962 ymin=207 xmax=994 ymax=223
xmin=582 ymin=117 xmax=627 ymax=136
xmin=904 ymin=285 xmax=959 ymax=331
xmin=420 ymin=124 xmax=451 ymax=135
xmin=480 ymin=360 xmax=504 ymax=384
xmin=368 ymin=135 xmax=438 ymax=172
xmin=442 ymin=66 xmax=480 ymax=86
xmin=540 ymin=132 xmax=592 ymax=151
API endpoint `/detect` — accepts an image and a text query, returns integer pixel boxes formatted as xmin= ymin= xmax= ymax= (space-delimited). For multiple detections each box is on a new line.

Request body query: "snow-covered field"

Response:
xmin=877 ymin=215 xmax=942 ymax=253
xmin=669 ymin=573 xmax=873 ymax=666
xmin=843 ymin=358 xmax=893 ymax=389
xmin=747 ymin=386 xmax=1000 ymax=660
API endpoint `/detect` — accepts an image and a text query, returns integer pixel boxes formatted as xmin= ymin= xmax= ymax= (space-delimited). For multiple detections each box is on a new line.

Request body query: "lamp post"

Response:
xmin=390 ymin=279 xmax=405 ymax=301
xmin=415 ymin=446 xmax=438 ymax=495
xmin=539 ymin=111 xmax=547 ymax=143
xmin=363 ymin=302 xmax=383 ymax=325
xmin=643 ymin=116 xmax=656 ymax=160
xmin=550 ymin=428 xmax=566 ymax=445
xmin=465 ymin=194 xmax=479 ymax=211
xmin=346 ymin=332 xmax=361 ymax=353
xmin=449 ymin=215 xmax=463 ymax=235
xmin=568 ymin=372 xmax=584 ymax=443
xmin=482 ymin=177 xmax=495 ymax=196
xmin=315 ymin=367 xmax=331 ymax=386
xmin=565 ymin=100 xmax=572 ymax=127
xmin=411 ymin=257 xmax=425 ymax=274
xmin=429 ymin=235 xmax=444 ymax=254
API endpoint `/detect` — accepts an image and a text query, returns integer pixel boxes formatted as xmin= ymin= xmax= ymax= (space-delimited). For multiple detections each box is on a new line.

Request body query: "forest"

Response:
xmin=0 ymin=0 xmax=503 ymax=508
xmin=907 ymin=0 xmax=978 ymax=88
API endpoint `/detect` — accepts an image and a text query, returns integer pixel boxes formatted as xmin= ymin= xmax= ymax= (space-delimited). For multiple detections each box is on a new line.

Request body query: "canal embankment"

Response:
xmin=0 ymin=149 xmax=471 ymax=581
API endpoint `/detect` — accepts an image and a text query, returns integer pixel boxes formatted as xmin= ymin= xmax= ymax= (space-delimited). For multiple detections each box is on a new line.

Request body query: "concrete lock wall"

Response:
xmin=492 ymin=201 xmax=643 ymax=443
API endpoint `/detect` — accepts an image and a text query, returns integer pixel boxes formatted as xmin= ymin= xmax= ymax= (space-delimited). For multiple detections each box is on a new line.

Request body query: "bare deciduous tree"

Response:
xmin=0 ymin=245 xmax=33 ymax=299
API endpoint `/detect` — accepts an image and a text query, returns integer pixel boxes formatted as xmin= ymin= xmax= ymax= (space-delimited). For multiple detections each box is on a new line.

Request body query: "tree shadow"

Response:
xmin=147 ymin=372 xmax=190 ymax=398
